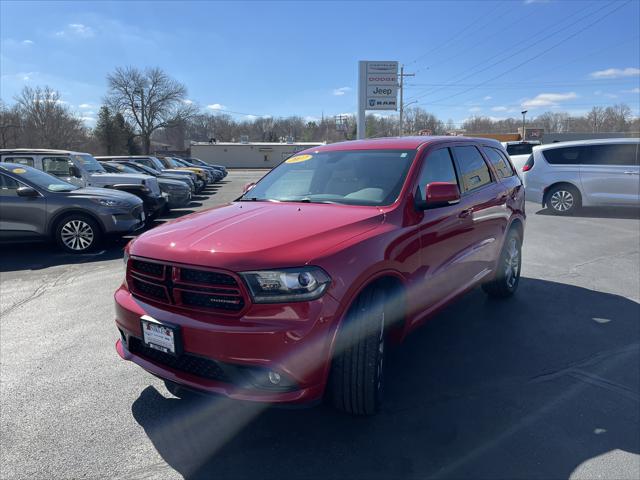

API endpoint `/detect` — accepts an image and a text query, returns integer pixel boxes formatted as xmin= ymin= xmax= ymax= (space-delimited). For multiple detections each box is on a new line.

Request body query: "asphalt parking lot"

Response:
xmin=1 ymin=170 xmax=638 ymax=480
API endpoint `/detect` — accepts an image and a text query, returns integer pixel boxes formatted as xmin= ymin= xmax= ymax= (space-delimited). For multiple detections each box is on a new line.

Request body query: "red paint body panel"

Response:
xmin=114 ymin=136 xmax=525 ymax=404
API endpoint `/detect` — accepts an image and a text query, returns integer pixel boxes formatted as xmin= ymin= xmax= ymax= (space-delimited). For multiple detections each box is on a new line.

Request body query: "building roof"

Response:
xmin=191 ymin=142 xmax=324 ymax=147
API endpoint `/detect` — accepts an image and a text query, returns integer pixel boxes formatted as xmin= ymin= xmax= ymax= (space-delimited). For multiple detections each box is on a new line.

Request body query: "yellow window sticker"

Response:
xmin=12 ymin=168 xmax=26 ymax=174
xmin=286 ymin=154 xmax=313 ymax=164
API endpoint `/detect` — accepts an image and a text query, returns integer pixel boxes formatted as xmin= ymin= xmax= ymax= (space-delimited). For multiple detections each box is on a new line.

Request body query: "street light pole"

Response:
xmin=521 ymin=110 xmax=527 ymax=141
xmin=398 ymin=65 xmax=415 ymax=136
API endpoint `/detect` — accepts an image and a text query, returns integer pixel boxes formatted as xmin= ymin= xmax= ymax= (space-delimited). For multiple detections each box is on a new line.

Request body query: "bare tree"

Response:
xmin=105 ymin=67 xmax=197 ymax=153
xmin=14 ymin=86 xmax=87 ymax=148
xmin=586 ymin=107 xmax=606 ymax=133
xmin=0 ymin=100 xmax=22 ymax=148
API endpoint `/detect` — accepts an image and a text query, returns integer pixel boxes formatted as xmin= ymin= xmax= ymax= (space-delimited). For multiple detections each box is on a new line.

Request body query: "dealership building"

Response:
xmin=190 ymin=141 xmax=324 ymax=168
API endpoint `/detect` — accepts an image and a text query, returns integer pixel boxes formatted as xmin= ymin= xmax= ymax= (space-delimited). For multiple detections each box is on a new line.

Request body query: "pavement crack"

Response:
xmin=1 ymin=270 xmax=74 ymax=318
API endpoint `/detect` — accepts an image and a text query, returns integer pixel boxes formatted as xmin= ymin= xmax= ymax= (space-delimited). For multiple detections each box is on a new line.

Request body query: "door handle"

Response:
xmin=624 ymin=171 xmax=639 ymax=175
xmin=459 ymin=207 xmax=473 ymax=218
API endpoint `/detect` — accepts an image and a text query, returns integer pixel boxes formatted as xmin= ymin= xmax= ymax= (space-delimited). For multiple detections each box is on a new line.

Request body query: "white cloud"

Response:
xmin=183 ymin=99 xmax=194 ymax=105
xmin=622 ymin=87 xmax=640 ymax=94
xmin=522 ymin=92 xmax=577 ymax=107
xmin=590 ymin=67 xmax=640 ymax=79
xmin=332 ymin=86 xmax=351 ymax=96
xmin=492 ymin=106 xmax=508 ymax=112
xmin=524 ymin=0 xmax=550 ymax=4
xmin=304 ymin=116 xmax=320 ymax=123
xmin=56 ymin=23 xmax=94 ymax=38
xmin=245 ymin=115 xmax=257 ymax=121
xmin=483 ymin=96 xmax=492 ymax=100
xmin=207 ymin=103 xmax=226 ymax=111
xmin=22 ymin=40 xmax=34 ymax=45
xmin=78 ymin=103 xmax=93 ymax=109
xmin=468 ymin=107 xmax=482 ymax=112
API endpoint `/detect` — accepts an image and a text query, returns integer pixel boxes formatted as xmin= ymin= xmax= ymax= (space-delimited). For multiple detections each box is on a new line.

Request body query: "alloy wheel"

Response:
xmin=60 ymin=220 xmax=94 ymax=251
xmin=504 ymin=237 xmax=520 ymax=289
xmin=550 ymin=190 xmax=574 ymax=212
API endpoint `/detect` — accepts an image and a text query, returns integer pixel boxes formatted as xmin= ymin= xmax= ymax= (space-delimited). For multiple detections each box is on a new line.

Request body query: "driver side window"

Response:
xmin=0 ymin=173 xmax=20 ymax=196
xmin=416 ymin=148 xmax=460 ymax=197
xmin=42 ymin=157 xmax=74 ymax=177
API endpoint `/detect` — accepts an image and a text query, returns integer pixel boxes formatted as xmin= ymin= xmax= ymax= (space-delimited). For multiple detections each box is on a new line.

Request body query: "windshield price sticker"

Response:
xmin=286 ymin=154 xmax=313 ymax=164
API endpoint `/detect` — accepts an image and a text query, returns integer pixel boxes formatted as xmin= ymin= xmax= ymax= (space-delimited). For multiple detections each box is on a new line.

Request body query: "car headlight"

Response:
xmin=240 ymin=267 xmax=331 ymax=303
xmin=93 ymin=198 xmax=125 ymax=207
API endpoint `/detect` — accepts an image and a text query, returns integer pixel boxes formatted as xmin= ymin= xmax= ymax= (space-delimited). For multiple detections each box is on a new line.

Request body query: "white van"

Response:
xmin=522 ymin=138 xmax=639 ymax=215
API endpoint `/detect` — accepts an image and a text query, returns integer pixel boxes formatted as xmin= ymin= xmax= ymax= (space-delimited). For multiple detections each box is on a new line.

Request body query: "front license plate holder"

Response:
xmin=140 ymin=315 xmax=182 ymax=356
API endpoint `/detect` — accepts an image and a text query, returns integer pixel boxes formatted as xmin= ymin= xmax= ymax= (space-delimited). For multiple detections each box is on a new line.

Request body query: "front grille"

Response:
xmin=180 ymin=267 xmax=237 ymax=286
xmin=128 ymin=258 xmax=246 ymax=314
xmin=180 ymin=290 xmax=245 ymax=311
xmin=128 ymin=337 xmax=228 ymax=382
xmin=132 ymin=259 xmax=165 ymax=278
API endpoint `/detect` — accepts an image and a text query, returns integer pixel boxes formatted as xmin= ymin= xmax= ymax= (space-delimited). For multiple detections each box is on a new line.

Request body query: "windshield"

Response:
xmin=2 ymin=164 xmax=79 ymax=192
xmin=128 ymin=163 xmax=159 ymax=176
xmin=74 ymin=154 xmax=106 ymax=173
xmin=506 ymin=143 xmax=535 ymax=156
xmin=147 ymin=157 xmax=166 ymax=170
xmin=107 ymin=163 xmax=138 ymax=173
xmin=172 ymin=158 xmax=189 ymax=166
xmin=240 ymin=149 xmax=415 ymax=206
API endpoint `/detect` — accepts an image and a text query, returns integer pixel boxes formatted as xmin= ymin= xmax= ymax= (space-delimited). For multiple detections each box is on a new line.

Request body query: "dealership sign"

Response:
xmin=360 ymin=61 xmax=398 ymax=111
xmin=357 ymin=60 xmax=399 ymax=138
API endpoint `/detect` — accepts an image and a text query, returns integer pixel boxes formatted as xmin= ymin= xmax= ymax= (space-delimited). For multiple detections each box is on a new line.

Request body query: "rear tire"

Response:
xmin=54 ymin=214 xmax=101 ymax=253
xmin=482 ymin=229 xmax=522 ymax=298
xmin=546 ymin=184 xmax=581 ymax=215
xmin=329 ymin=287 xmax=386 ymax=416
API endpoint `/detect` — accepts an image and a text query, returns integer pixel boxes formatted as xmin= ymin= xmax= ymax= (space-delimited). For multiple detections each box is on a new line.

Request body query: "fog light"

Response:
xmin=268 ymin=371 xmax=281 ymax=385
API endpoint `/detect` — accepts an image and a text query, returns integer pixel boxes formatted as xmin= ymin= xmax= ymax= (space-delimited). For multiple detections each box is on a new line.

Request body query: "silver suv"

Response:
xmin=522 ymin=138 xmax=639 ymax=215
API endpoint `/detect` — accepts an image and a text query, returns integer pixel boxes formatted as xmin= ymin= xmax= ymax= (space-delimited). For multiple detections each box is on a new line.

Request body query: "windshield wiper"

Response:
xmin=237 ymin=197 xmax=272 ymax=202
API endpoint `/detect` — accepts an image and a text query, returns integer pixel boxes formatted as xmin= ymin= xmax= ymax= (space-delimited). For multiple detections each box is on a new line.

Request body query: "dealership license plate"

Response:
xmin=141 ymin=316 xmax=177 ymax=354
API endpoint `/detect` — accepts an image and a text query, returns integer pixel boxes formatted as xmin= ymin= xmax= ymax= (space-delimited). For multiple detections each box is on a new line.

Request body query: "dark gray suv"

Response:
xmin=0 ymin=163 xmax=145 ymax=253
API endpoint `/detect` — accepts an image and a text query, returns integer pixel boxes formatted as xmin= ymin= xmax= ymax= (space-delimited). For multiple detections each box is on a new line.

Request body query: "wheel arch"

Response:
xmin=48 ymin=208 xmax=106 ymax=238
xmin=542 ymin=181 xmax=582 ymax=207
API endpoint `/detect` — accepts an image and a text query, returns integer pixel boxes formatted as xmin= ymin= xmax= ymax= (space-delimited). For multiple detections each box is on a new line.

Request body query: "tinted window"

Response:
xmin=484 ymin=147 xmax=515 ymax=179
xmin=1 ymin=165 xmax=78 ymax=191
xmin=43 ymin=157 xmax=74 ymax=176
xmin=417 ymin=148 xmax=459 ymax=194
xmin=586 ymin=144 xmax=638 ymax=166
xmin=506 ymin=143 xmax=534 ymax=156
xmin=0 ymin=173 xmax=20 ymax=194
xmin=4 ymin=156 xmax=34 ymax=167
xmin=452 ymin=146 xmax=492 ymax=192
xmin=74 ymin=154 xmax=105 ymax=173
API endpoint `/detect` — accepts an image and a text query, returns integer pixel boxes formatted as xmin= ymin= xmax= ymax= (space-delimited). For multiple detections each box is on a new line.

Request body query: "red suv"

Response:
xmin=114 ymin=137 xmax=525 ymax=415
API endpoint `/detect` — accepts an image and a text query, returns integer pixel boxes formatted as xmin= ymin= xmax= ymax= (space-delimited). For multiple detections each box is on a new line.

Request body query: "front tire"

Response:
xmin=329 ymin=287 xmax=386 ymax=416
xmin=54 ymin=214 xmax=101 ymax=253
xmin=482 ymin=229 xmax=522 ymax=298
xmin=546 ymin=184 xmax=581 ymax=215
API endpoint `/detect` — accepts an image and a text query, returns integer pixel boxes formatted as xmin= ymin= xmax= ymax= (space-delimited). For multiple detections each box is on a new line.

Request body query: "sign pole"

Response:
xmin=357 ymin=61 xmax=366 ymax=140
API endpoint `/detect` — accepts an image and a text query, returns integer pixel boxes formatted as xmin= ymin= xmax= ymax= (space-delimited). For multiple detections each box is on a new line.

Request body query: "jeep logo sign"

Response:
xmin=359 ymin=61 xmax=399 ymax=112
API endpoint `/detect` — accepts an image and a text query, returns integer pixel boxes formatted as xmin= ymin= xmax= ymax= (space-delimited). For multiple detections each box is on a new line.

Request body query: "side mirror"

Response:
xmin=17 ymin=186 xmax=40 ymax=198
xmin=417 ymin=182 xmax=460 ymax=209
xmin=242 ymin=182 xmax=256 ymax=194
xmin=70 ymin=165 xmax=82 ymax=178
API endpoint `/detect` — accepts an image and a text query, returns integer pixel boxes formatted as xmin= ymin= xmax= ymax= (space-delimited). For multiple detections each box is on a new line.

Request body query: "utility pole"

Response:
xmin=398 ymin=65 xmax=415 ymax=136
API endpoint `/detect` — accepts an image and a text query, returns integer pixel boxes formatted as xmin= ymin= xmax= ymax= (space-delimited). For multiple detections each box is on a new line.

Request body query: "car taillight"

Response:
xmin=522 ymin=155 xmax=534 ymax=172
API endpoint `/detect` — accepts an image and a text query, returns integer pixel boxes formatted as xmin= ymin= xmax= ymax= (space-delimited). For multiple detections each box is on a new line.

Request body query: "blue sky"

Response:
xmin=1 ymin=0 xmax=639 ymax=127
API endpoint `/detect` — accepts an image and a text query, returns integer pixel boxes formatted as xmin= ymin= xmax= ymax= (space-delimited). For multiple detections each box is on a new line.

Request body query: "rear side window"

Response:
xmin=42 ymin=157 xmax=74 ymax=176
xmin=416 ymin=148 xmax=459 ymax=193
xmin=0 ymin=173 xmax=20 ymax=193
xmin=585 ymin=144 xmax=639 ymax=166
xmin=4 ymin=156 xmax=34 ymax=167
xmin=452 ymin=145 xmax=492 ymax=192
xmin=483 ymin=147 xmax=515 ymax=179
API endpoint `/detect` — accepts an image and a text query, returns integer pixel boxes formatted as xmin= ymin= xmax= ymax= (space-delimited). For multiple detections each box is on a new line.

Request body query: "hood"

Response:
xmin=129 ymin=201 xmax=384 ymax=271
xmin=158 ymin=178 xmax=189 ymax=189
xmin=89 ymin=172 xmax=148 ymax=184
xmin=65 ymin=187 xmax=143 ymax=205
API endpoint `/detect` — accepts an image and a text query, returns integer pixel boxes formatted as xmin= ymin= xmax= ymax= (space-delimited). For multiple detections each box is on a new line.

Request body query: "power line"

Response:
xmin=413 ymin=1 xmax=632 ymax=108
xmin=405 ymin=1 xmax=615 ymax=102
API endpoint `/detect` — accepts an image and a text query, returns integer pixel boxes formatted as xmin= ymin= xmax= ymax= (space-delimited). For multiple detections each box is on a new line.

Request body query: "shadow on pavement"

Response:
xmin=534 ymin=205 xmax=640 ymax=220
xmin=131 ymin=278 xmax=639 ymax=479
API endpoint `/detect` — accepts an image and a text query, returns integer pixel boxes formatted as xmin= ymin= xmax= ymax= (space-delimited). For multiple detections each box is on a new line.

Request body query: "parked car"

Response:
xmin=101 ymin=160 xmax=197 ymax=193
xmin=500 ymin=141 xmax=541 ymax=172
xmin=186 ymin=157 xmax=228 ymax=178
xmin=156 ymin=156 xmax=210 ymax=185
xmin=0 ymin=149 xmax=166 ymax=218
xmin=109 ymin=156 xmax=204 ymax=192
xmin=522 ymin=138 xmax=640 ymax=215
xmin=100 ymin=161 xmax=192 ymax=210
xmin=171 ymin=157 xmax=223 ymax=182
xmin=0 ymin=163 xmax=144 ymax=253
xmin=114 ymin=136 xmax=525 ymax=416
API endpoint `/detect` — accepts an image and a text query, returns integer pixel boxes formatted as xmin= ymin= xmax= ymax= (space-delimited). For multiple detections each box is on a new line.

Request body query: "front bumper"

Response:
xmin=166 ymin=190 xmax=192 ymax=208
xmin=143 ymin=195 xmax=167 ymax=216
xmin=100 ymin=205 xmax=146 ymax=234
xmin=114 ymin=286 xmax=341 ymax=404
